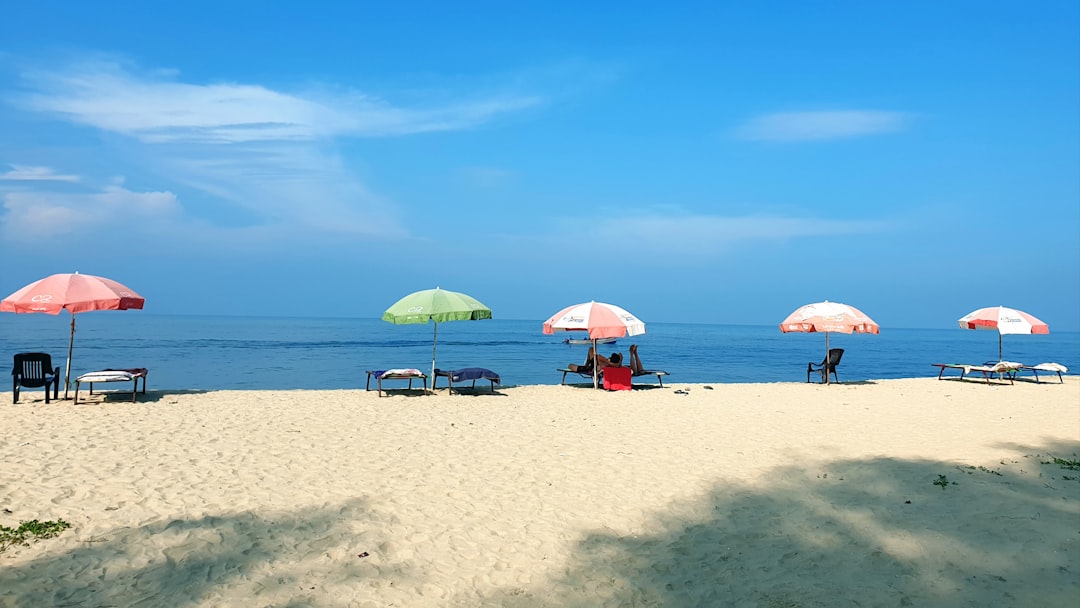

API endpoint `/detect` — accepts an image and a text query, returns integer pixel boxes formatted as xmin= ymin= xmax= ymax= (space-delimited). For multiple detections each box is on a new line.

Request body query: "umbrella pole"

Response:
xmin=592 ymin=338 xmax=599 ymax=389
xmin=431 ymin=322 xmax=438 ymax=394
xmin=825 ymin=332 xmax=831 ymax=385
xmin=64 ymin=314 xmax=76 ymax=400
xmin=998 ymin=333 xmax=1003 ymax=362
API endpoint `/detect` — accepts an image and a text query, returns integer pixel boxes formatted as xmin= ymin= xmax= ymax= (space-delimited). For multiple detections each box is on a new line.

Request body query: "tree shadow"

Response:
xmin=479 ymin=440 xmax=1080 ymax=607
xmin=0 ymin=497 xmax=397 ymax=607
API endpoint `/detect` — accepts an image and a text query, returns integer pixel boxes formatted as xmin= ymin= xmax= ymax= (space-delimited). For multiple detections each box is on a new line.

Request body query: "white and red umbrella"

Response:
xmin=2 ymin=272 xmax=145 ymax=399
xmin=543 ymin=301 xmax=645 ymax=388
xmin=958 ymin=305 xmax=1048 ymax=361
xmin=779 ymin=300 xmax=880 ymax=384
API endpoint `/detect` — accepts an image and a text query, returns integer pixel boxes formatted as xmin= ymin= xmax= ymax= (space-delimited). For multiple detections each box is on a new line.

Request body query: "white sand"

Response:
xmin=1 ymin=378 xmax=1078 ymax=607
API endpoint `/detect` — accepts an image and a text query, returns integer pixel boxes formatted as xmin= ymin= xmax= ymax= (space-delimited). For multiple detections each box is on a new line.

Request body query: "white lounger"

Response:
xmin=1019 ymin=362 xmax=1068 ymax=383
xmin=75 ymin=368 xmax=149 ymax=403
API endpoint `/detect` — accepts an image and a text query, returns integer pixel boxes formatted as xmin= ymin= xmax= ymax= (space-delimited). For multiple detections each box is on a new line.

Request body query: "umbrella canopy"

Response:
xmin=958 ymin=305 xmax=1049 ymax=361
xmin=381 ymin=287 xmax=492 ymax=384
xmin=779 ymin=300 xmax=879 ymax=384
xmin=1 ymin=272 xmax=145 ymax=398
xmin=542 ymin=301 xmax=646 ymax=388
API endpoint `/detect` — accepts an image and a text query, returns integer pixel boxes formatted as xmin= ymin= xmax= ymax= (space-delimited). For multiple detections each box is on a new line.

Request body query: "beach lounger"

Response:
xmin=558 ymin=367 xmax=669 ymax=387
xmin=12 ymin=352 xmax=60 ymax=404
xmin=632 ymin=369 xmax=669 ymax=387
xmin=1019 ymin=362 xmax=1068 ymax=383
xmin=74 ymin=368 xmax=148 ymax=404
xmin=365 ymin=369 xmax=428 ymax=397
xmin=931 ymin=361 xmax=1021 ymax=385
xmin=434 ymin=367 xmax=501 ymax=394
xmin=558 ymin=367 xmax=599 ymax=385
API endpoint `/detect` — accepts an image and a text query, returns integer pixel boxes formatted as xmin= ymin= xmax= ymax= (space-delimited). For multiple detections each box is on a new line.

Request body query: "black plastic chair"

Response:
xmin=808 ymin=348 xmax=844 ymax=384
xmin=12 ymin=352 xmax=61 ymax=403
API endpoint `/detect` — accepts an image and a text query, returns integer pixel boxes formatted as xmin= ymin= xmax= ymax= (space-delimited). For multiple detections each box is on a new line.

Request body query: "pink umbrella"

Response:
xmin=779 ymin=300 xmax=880 ymax=384
xmin=542 ymin=301 xmax=645 ymax=388
xmin=2 ymin=272 xmax=145 ymax=399
xmin=958 ymin=305 xmax=1049 ymax=361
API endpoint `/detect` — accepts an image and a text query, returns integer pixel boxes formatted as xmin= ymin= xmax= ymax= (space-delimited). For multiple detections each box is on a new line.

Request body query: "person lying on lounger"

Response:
xmin=568 ymin=347 xmax=621 ymax=373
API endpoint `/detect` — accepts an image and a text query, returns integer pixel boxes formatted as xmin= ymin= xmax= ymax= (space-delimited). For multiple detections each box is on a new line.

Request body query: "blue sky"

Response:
xmin=1 ymin=1 xmax=1077 ymax=330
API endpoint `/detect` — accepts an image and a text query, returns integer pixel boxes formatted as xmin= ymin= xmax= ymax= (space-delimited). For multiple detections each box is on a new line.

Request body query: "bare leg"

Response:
xmin=629 ymin=344 xmax=644 ymax=374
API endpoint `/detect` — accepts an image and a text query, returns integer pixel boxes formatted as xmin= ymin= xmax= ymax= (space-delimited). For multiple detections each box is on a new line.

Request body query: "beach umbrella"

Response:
xmin=1 ymin=272 xmax=145 ymax=399
xmin=958 ymin=305 xmax=1048 ymax=362
xmin=779 ymin=300 xmax=879 ymax=384
xmin=381 ymin=287 xmax=492 ymax=384
xmin=542 ymin=301 xmax=646 ymax=389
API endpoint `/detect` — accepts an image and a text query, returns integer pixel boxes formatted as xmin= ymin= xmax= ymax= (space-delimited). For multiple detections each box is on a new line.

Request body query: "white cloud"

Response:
xmin=18 ymin=61 xmax=542 ymax=144
xmin=735 ymin=110 xmax=910 ymax=141
xmin=1 ymin=185 xmax=180 ymax=239
xmin=5 ymin=59 xmax=545 ymax=241
xmin=0 ymin=164 xmax=80 ymax=182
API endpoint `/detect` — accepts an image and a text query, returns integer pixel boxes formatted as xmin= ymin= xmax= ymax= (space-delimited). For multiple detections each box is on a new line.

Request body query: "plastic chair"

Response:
xmin=12 ymin=352 xmax=61 ymax=403
xmin=808 ymin=348 xmax=844 ymax=384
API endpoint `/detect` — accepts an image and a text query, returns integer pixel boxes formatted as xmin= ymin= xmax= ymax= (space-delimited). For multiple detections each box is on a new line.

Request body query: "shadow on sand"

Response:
xmin=3 ymin=443 xmax=1076 ymax=606
xmin=478 ymin=439 xmax=1079 ymax=607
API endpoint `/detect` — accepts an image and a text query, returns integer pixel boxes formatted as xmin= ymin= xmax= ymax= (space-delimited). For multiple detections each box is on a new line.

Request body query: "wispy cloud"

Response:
xmin=1 ymin=184 xmax=180 ymax=239
xmin=0 ymin=164 xmax=80 ymax=182
xmin=17 ymin=61 xmax=542 ymax=144
xmin=4 ymin=58 xmax=545 ymax=240
xmin=735 ymin=110 xmax=910 ymax=141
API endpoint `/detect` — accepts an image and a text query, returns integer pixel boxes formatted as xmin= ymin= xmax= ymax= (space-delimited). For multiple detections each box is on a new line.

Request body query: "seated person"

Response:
xmin=568 ymin=347 xmax=621 ymax=374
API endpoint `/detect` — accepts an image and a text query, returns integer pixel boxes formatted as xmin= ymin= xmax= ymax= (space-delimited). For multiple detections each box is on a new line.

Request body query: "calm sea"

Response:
xmin=1 ymin=314 xmax=1077 ymax=390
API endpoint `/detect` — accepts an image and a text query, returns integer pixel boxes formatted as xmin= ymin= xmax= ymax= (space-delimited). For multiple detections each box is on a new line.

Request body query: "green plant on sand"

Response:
xmin=0 ymin=519 xmax=71 ymax=553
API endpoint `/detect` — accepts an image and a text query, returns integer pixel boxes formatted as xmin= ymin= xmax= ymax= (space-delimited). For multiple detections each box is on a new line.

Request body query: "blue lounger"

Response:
xmin=434 ymin=368 xmax=501 ymax=394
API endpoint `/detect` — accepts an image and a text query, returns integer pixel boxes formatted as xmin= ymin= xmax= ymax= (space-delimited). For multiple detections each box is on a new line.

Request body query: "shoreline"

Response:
xmin=2 ymin=378 xmax=1077 ymax=606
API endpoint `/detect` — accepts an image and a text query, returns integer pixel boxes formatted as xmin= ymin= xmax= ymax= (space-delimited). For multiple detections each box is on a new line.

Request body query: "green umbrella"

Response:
xmin=381 ymin=287 xmax=493 ymax=384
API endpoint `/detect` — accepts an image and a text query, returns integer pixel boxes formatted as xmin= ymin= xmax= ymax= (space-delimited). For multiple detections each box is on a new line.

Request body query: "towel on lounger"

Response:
xmin=77 ymin=371 xmax=135 ymax=382
xmin=436 ymin=368 xmax=500 ymax=383
xmin=379 ymin=369 xmax=424 ymax=378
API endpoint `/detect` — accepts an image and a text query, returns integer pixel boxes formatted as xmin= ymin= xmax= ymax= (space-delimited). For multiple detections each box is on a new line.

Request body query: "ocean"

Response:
xmin=2 ymin=314 xmax=1077 ymax=391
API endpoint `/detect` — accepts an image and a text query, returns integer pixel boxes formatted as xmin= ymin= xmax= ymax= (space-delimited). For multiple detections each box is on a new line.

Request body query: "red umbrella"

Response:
xmin=958 ymin=305 xmax=1049 ymax=361
xmin=779 ymin=300 xmax=880 ymax=384
xmin=2 ymin=272 xmax=145 ymax=399
xmin=542 ymin=301 xmax=646 ymax=388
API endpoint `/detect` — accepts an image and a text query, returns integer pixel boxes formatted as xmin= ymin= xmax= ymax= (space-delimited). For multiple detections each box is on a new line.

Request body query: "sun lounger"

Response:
xmin=558 ymin=367 xmax=602 ymax=385
xmin=434 ymin=367 xmax=501 ymax=394
xmin=558 ymin=367 xmax=669 ymax=387
xmin=74 ymin=368 xmax=148 ymax=404
xmin=931 ymin=361 xmax=1021 ymax=385
xmin=632 ymin=369 xmax=669 ymax=387
xmin=365 ymin=369 xmax=428 ymax=397
xmin=1019 ymin=362 xmax=1068 ymax=383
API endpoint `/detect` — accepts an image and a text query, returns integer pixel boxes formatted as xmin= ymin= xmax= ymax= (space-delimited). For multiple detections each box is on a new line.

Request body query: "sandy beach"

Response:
xmin=1 ymin=378 xmax=1077 ymax=607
